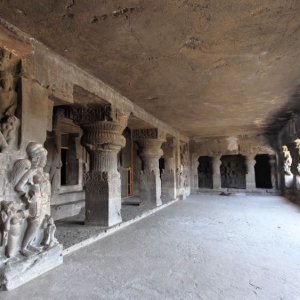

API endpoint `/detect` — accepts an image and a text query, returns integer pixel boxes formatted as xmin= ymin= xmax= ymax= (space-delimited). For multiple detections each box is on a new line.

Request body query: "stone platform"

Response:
xmin=0 ymin=244 xmax=63 ymax=291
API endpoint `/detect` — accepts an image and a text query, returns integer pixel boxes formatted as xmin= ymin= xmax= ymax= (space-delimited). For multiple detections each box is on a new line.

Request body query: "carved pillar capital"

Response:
xmin=132 ymin=128 xmax=166 ymax=161
xmin=72 ymin=105 xmax=129 ymax=151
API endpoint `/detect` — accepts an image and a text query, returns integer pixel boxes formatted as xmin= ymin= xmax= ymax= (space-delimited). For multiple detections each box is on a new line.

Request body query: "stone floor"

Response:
xmin=55 ymin=197 xmax=174 ymax=251
xmin=1 ymin=194 xmax=300 ymax=299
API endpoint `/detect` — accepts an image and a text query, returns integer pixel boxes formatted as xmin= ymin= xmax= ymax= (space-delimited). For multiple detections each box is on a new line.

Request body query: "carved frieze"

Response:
xmin=71 ymin=104 xmax=127 ymax=125
xmin=132 ymin=128 xmax=158 ymax=140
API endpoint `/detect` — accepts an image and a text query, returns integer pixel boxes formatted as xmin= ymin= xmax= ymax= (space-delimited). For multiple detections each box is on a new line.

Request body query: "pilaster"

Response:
xmin=212 ymin=156 xmax=222 ymax=189
xmin=245 ymin=154 xmax=256 ymax=190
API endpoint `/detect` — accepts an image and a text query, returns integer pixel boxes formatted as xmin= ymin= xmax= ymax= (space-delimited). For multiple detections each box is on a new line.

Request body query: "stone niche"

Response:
xmin=220 ymin=155 xmax=246 ymax=189
xmin=44 ymin=107 xmax=86 ymax=220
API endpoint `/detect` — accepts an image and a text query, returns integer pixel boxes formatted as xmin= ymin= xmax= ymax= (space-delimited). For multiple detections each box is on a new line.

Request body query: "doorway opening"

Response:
xmin=255 ymin=154 xmax=272 ymax=189
xmin=198 ymin=156 xmax=213 ymax=188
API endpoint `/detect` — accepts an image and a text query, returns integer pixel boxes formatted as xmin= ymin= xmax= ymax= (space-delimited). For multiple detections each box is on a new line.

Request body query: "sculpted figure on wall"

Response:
xmin=0 ymin=48 xmax=20 ymax=153
xmin=282 ymin=145 xmax=292 ymax=176
xmin=0 ymin=201 xmax=26 ymax=258
xmin=1 ymin=142 xmax=57 ymax=259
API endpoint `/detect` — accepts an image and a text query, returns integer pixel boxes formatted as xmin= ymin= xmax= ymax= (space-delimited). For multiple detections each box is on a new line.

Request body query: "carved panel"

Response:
xmin=0 ymin=47 xmax=21 ymax=153
xmin=220 ymin=155 xmax=246 ymax=189
xmin=71 ymin=104 xmax=123 ymax=125
xmin=1 ymin=142 xmax=59 ymax=261
xmin=132 ymin=128 xmax=158 ymax=140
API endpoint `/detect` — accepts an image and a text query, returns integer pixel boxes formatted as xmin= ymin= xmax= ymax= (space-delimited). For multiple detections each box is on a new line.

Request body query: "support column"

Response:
xmin=269 ymin=155 xmax=277 ymax=190
xmin=72 ymin=106 xmax=128 ymax=227
xmin=212 ymin=156 xmax=222 ymax=189
xmin=245 ymin=154 xmax=256 ymax=190
xmin=161 ymin=137 xmax=176 ymax=201
xmin=132 ymin=129 xmax=166 ymax=206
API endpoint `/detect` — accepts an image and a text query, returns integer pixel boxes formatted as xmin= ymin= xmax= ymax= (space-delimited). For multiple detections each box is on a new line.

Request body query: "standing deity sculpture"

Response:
xmin=282 ymin=146 xmax=292 ymax=176
xmin=8 ymin=142 xmax=55 ymax=257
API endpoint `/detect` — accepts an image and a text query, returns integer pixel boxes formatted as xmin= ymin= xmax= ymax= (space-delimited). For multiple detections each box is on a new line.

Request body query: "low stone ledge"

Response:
xmin=0 ymin=244 xmax=63 ymax=291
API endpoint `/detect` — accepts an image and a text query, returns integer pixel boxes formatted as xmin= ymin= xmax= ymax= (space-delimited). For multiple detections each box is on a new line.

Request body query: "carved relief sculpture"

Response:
xmin=0 ymin=48 xmax=20 ymax=153
xmin=2 ymin=142 xmax=57 ymax=258
xmin=282 ymin=145 xmax=292 ymax=176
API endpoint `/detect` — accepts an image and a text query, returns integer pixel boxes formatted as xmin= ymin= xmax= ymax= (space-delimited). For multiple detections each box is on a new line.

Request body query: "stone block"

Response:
xmin=0 ymin=244 xmax=63 ymax=291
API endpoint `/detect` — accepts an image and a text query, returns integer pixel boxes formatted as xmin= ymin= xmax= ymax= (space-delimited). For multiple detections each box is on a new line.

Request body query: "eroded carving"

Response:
xmin=282 ymin=145 xmax=292 ymax=176
xmin=220 ymin=155 xmax=246 ymax=189
xmin=0 ymin=48 xmax=20 ymax=153
xmin=2 ymin=142 xmax=58 ymax=259
xmin=132 ymin=129 xmax=158 ymax=140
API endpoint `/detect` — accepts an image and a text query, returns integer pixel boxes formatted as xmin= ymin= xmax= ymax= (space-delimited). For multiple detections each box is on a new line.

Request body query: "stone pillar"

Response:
xmin=212 ymin=156 xmax=222 ymax=189
xmin=269 ymin=155 xmax=277 ymax=190
xmin=161 ymin=137 xmax=176 ymax=201
xmin=245 ymin=154 xmax=256 ymax=190
xmin=72 ymin=105 xmax=128 ymax=227
xmin=132 ymin=129 xmax=166 ymax=206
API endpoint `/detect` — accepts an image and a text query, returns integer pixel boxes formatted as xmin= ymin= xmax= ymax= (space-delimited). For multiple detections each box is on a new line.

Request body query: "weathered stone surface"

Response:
xmin=0 ymin=244 xmax=63 ymax=291
xmin=1 ymin=2 xmax=300 ymax=138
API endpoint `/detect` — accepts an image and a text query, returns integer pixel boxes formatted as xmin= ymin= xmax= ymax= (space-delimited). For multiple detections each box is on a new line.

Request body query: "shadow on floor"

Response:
xmin=55 ymin=197 xmax=174 ymax=250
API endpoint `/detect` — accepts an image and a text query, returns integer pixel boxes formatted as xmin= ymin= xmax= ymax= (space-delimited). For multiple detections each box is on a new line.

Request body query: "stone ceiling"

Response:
xmin=1 ymin=0 xmax=300 ymax=138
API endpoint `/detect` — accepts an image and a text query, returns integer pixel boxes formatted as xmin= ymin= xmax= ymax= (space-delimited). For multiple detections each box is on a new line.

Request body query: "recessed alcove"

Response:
xmin=220 ymin=155 xmax=246 ymax=189
xmin=197 ymin=156 xmax=213 ymax=188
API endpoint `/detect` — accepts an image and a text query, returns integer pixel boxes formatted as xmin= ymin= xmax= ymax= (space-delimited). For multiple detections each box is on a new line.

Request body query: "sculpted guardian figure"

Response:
xmin=11 ymin=142 xmax=52 ymax=257
xmin=282 ymin=145 xmax=292 ymax=176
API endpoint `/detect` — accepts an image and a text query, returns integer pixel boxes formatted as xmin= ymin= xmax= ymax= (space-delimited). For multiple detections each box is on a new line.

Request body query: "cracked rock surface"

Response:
xmin=1 ymin=1 xmax=300 ymax=137
xmin=2 ymin=194 xmax=300 ymax=299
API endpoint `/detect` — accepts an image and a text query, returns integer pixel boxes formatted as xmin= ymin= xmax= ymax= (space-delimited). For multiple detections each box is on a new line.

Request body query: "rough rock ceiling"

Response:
xmin=1 ymin=0 xmax=300 ymax=138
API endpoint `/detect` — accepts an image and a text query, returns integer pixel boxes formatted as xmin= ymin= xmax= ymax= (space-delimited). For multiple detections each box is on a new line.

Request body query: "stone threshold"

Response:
xmin=62 ymin=198 xmax=178 ymax=256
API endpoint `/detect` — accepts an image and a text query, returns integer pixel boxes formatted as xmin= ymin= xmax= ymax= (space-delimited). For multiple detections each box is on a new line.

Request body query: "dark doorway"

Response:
xmin=159 ymin=158 xmax=165 ymax=178
xmin=61 ymin=133 xmax=79 ymax=186
xmin=255 ymin=154 xmax=272 ymax=189
xmin=220 ymin=155 xmax=246 ymax=189
xmin=198 ymin=156 xmax=213 ymax=188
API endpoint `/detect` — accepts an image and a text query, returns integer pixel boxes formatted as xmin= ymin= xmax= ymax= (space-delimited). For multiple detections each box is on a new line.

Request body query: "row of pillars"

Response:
xmin=210 ymin=155 xmax=277 ymax=190
xmin=71 ymin=106 xmax=169 ymax=227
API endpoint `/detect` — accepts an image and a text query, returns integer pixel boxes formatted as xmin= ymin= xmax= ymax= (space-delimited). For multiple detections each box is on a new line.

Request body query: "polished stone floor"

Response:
xmin=1 ymin=194 xmax=300 ymax=300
